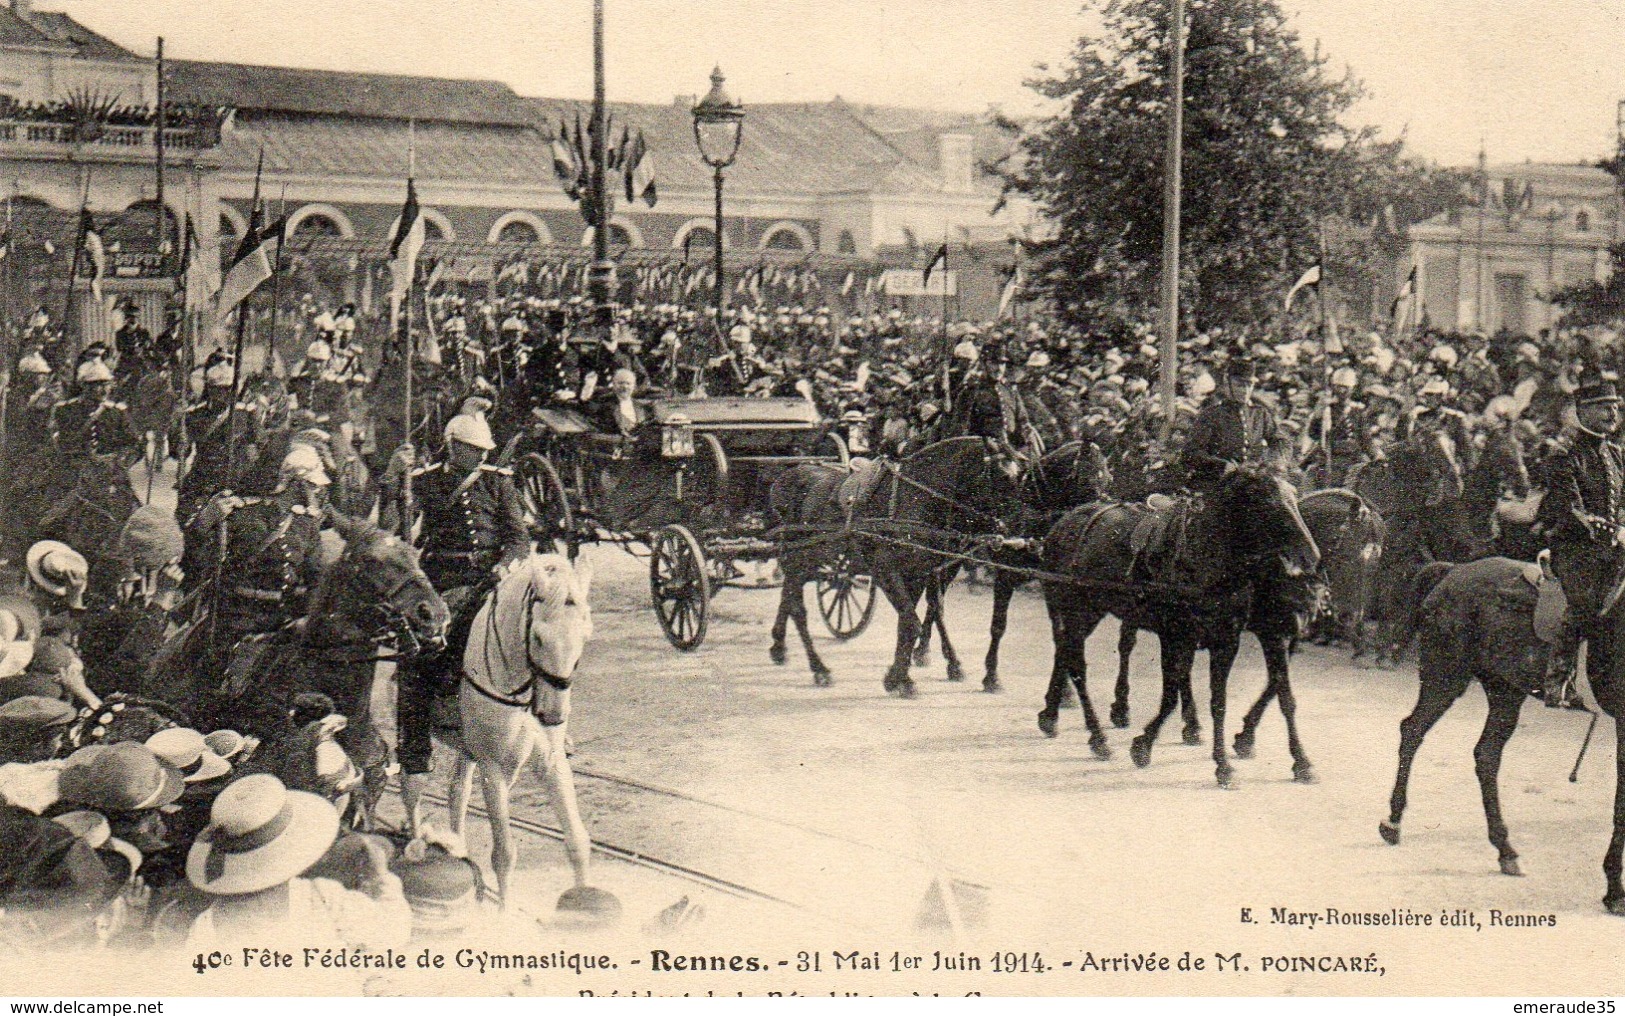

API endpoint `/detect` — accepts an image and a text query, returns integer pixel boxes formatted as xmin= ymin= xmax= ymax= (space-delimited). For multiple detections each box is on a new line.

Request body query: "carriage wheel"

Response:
xmin=816 ymin=552 xmax=875 ymax=640
xmin=517 ymin=453 xmax=575 ymax=549
xmin=651 ymin=524 xmax=710 ymax=651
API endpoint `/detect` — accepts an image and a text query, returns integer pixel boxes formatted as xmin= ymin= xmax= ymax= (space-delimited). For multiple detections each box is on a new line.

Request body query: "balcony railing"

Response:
xmin=0 ymin=120 xmax=219 ymax=150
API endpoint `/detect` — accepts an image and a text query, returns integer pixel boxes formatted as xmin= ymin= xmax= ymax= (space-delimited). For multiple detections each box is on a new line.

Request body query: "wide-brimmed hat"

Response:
xmin=0 ymin=695 xmax=77 ymax=738
xmin=26 ymin=541 xmax=88 ymax=607
xmin=53 ymin=810 xmax=143 ymax=875
xmin=186 ymin=774 xmax=339 ymax=895
xmin=393 ymin=842 xmax=481 ymax=934
xmin=1576 ymin=380 xmax=1622 ymax=406
xmin=204 ymin=730 xmax=248 ymax=760
xmin=57 ymin=742 xmax=185 ymax=813
xmin=118 ymin=506 xmax=185 ymax=570
xmin=555 ymin=885 xmax=622 ymax=928
xmin=146 ymin=728 xmax=231 ymax=784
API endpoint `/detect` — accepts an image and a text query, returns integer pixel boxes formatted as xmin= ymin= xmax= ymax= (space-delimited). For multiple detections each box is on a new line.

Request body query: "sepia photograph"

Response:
xmin=0 ymin=0 xmax=1620 ymax=1001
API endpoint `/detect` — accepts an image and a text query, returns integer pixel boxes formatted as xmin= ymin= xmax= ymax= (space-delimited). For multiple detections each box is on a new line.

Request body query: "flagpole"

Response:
xmin=62 ymin=171 xmax=91 ymax=363
xmin=940 ymin=230 xmax=951 ymax=413
xmin=1317 ymin=217 xmax=1333 ymax=476
xmin=1158 ymin=0 xmax=1186 ymax=442
xmin=223 ymin=146 xmax=265 ymax=489
xmin=401 ymin=119 xmax=416 ymax=533
xmin=265 ymin=185 xmax=287 ymax=376
xmin=155 ymin=37 xmax=168 ymax=268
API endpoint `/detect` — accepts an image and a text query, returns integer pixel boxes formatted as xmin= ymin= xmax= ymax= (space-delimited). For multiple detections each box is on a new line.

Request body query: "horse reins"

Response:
xmin=465 ymin=574 xmax=572 ymax=715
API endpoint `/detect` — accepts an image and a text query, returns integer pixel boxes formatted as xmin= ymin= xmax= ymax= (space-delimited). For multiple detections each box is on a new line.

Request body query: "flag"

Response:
xmin=424 ymin=258 xmax=446 ymax=293
xmin=550 ymin=124 xmax=579 ymax=197
xmin=1284 ymin=264 xmax=1321 ymax=313
xmin=213 ymin=216 xmax=276 ymax=320
xmin=388 ymin=177 xmax=426 ymax=300
xmin=624 ymin=129 xmax=657 ymax=208
xmin=1389 ymin=264 xmax=1417 ymax=320
xmin=922 ymin=243 xmax=948 ymax=287
xmin=79 ymin=208 xmax=106 ymax=306
xmin=1323 ymin=313 xmax=1344 ymax=355
xmin=997 ymin=265 xmax=1023 ymax=318
xmin=179 ymin=214 xmax=212 ymax=312
xmin=840 ymin=272 xmax=854 ymax=296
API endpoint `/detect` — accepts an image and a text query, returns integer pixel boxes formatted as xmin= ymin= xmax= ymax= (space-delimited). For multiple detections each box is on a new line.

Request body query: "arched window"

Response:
xmin=837 ymin=229 xmax=857 ymax=254
xmin=1576 ymin=210 xmax=1590 ymax=232
xmin=292 ymin=214 xmax=343 ymax=238
xmin=496 ymin=219 xmax=539 ymax=244
xmin=684 ymin=226 xmax=717 ymax=250
xmin=764 ymin=228 xmax=806 ymax=252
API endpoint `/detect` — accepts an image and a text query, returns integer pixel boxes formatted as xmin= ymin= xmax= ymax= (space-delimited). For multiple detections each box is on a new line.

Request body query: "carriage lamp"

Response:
xmin=662 ymin=414 xmax=697 ymax=458
xmin=842 ymin=410 xmax=869 ymax=455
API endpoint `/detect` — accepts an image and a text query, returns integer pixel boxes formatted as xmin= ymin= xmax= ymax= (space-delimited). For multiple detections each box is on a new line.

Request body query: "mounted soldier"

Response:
xmin=388 ymin=405 xmax=530 ymax=834
xmin=196 ymin=445 xmax=334 ymax=674
xmin=1532 ymin=379 xmax=1624 ymax=709
xmin=1180 ymin=355 xmax=1281 ymax=493
xmin=50 ymin=358 xmax=141 ymax=473
xmin=177 ymin=355 xmax=250 ymax=526
xmin=1301 ymin=366 xmax=1374 ymax=489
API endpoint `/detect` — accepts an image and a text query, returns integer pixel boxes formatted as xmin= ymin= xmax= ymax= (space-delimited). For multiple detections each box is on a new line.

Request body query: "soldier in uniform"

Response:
xmin=1533 ymin=379 xmax=1624 ymax=708
xmin=112 ymin=301 xmax=154 ymax=385
xmin=394 ymin=406 xmax=530 ymax=834
xmin=50 ymin=359 xmax=141 ymax=467
xmin=178 ymin=355 xmax=250 ymax=526
xmin=202 ymin=446 xmax=332 ymax=668
xmin=1301 ymin=366 xmax=1373 ymax=488
xmin=1180 ymin=355 xmax=1281 ymax=493
xmin=1 ymin=352 xmax=60 ymax=547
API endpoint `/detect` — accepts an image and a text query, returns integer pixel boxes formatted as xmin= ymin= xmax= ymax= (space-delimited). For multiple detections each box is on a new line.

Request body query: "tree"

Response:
xmin=993 ymin=0 xmax=1450 ymax=340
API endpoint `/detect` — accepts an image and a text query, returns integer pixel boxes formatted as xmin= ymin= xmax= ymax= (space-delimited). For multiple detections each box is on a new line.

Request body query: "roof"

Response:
xmin=169 ymin=60 xmax=538 ymax=128
xmin=24 ymin=9 xmax=141 ymax=60
xmin=0 ymin=6 xmax=76 ymax=52
xmin=218 ymin=116 xmax=549 ymax=185
xmin=526 ymin=97 xmax=942 ymax=196
xmin=839 ymin=101 xmax=1015 ymax=176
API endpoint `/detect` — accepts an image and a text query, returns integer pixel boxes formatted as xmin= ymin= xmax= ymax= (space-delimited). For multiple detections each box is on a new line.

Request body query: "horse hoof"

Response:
xmin=1089 ymin=736 xmax=1112 ymax=761
xmin=1109 ymin=704 xmax=1129 ymax=729
xmin=1292 ymin=761 xmax=1317 ymax=784
xmin=1232 ymin=735 xmax=1255 ymax=759
xmin=1129 ymin=736 xmax=1151 ymax=769
xmin=1216 ymin=765 xmax=1236 ymax=789
xmin=1605 ymin=893 xmax=1625 ymax=916
xmin=813 ymin=669 xmax=832 ymax=688
xmin=912 ymin=649 xmax=931 ymax=668
xmin=769 ymin=644 xmax=787 ymax=666
xmin=982 ymin=677 xmax=1002 ymax=694
xmin=945 ymin=663 xmax=965 ymax=683
xmin=1378 ymin=821 xmax=1401 ymax=846
xmin=1182 ymin=727 xmax=1203 ymax=746
xmin=896 ymin=680 xmax=917 ymax=700
xmin=1038 ymin=712 xmax=1058 ymax=738
xmin=1500 ymin=857 xmax=1524 ymax=878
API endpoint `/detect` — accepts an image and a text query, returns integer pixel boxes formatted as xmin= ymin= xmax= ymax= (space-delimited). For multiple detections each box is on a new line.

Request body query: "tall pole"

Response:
xmin=154 ymin=37 xmax=167 ymax=264
xmin=403 ymin=120 xmax=415 ymax=456
xmin=712 ymin=164 xmax=726 ymax=342
xmin=588 ymin=0 xmax=615 ymax=311
xmin=61 ymin=170 xmax=91 ymax=360
xmin=1157 ymin=0 xmax=1185 ymax=441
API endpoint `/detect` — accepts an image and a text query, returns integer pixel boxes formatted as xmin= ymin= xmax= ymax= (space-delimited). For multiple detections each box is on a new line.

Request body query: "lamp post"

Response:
xmin=587 ymin=0 xmax=615 ymax=315
xmin=692 ymin=66 xmax=745 ymax=348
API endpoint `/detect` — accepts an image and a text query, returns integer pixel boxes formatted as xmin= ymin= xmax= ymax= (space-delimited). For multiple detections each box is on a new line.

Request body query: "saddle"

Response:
xmin=1127 ymin=495 xmax=1190 ymax=581
xmin=1527 ymin=550 xmax=1566 ymax=645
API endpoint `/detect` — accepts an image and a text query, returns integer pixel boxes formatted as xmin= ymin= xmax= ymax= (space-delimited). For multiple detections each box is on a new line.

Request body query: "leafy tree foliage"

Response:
xmin=993 ymin=0 xmax=1462 ymax=340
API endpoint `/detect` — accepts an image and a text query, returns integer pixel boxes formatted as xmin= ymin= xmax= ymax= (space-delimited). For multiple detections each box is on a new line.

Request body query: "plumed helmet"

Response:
xmin=305 ymin=339 xmax=332 ymax=362
xmin=280 ymin=444 xmax=331 ymax=487
xmin=18 ymin=351 xmax=51 ymax=375
xmin=1428 ymin=344 xmax=1459 ymax=368
xmin=205 ymin=361 xmax=236 ymax=388
xmin=444 ymin=412 xmax=496 ymax=451
xmin=75 ymin=359 xmax=113 ymax=384
xmin=1330 ymin=366 xmax=1359 ymax=389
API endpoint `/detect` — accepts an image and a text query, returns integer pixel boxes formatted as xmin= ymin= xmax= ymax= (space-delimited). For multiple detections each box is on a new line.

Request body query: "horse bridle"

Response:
xmin=322 ymin=547 xmax=443 ymax=662
xmin=465 ymin=575 xmax=573 ymax=718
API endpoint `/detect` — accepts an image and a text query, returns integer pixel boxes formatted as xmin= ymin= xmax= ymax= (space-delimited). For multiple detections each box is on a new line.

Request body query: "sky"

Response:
xmin=53 ymin=0 xmax=1625 ymax=167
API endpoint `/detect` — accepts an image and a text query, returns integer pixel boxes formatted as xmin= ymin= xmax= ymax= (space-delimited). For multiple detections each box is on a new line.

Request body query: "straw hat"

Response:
xmin=57 ymin=742 xmax=185 ymax=814
xmin=187 ymin=774 xmax=339 ymax=895
xmin=146 ymin=728 xmax=231 ymax=784
xmin=27 ymin=541 xmax=88 ymax=606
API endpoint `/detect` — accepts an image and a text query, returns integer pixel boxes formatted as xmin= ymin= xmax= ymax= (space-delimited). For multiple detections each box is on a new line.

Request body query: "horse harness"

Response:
xmin=463 ymin=577 xmax=573 ymax=725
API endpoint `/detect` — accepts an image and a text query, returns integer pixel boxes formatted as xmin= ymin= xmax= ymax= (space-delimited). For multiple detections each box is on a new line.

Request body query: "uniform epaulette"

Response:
xmin=479 ymin=463 xmax=514 ymax=476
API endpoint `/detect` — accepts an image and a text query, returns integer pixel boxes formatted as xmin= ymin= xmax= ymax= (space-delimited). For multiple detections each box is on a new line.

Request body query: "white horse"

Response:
xmin=434 ymin=552 xmax=596 ymax=907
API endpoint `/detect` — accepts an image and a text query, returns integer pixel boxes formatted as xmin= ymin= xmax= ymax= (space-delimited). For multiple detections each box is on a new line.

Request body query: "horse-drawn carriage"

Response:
xmin=497 ymin=395 xmax=875 ymax=651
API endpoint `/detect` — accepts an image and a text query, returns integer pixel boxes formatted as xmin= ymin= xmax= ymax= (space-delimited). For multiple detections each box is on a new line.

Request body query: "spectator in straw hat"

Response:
xmin=0 ymin=695 xmax=77 ymax=768
xmin=26 ymin=541 xmax=88 ymax=613
xmin=185 ymin=774 xmax=409 ymax=948
xmin=1 ymin=635 xmax=99 ymax=711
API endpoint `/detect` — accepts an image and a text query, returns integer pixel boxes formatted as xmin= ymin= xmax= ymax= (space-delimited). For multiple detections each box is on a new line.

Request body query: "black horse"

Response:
xmin=905 ymin=441 xmax=1112 ymax=692
xmin=1037 ymin=465 xmax=1320 ymax=786
xmin=1381 ymin=556 xmax=1625 ymax=915
xmin=768 ymin=436 xmax=1022 ymax=697
xmin=143 ymin=515 xmax=449 ymax=817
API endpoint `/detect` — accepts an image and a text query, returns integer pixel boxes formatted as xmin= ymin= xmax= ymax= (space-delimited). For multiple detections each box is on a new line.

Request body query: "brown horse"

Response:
xmin=1038 ymin=466 xmax=1320 ymax=786
xmin=769 ymin=437 xmax=1023 ymax=697
xmin=1380 ymin=556 xmax=1625 ymax=915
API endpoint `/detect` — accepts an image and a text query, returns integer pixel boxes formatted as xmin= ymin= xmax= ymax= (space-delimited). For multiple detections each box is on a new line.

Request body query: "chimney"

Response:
xmin=939 ymin=133 xmax=975 ymax=192
xmin=12 ymin=0 xmax=35 ymax=22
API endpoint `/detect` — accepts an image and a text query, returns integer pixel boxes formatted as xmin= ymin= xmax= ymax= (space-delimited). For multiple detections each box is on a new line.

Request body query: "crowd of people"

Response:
xmin=1 ymin=267 xmax=1619 ymax=950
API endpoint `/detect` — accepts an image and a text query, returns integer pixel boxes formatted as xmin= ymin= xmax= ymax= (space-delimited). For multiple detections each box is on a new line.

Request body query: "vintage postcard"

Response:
xmin=0 ymin=0 xmax=1620 ymax=1001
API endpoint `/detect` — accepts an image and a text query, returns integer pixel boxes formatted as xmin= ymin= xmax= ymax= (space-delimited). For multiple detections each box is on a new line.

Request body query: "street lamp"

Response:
xmin=692 ymin=66 xmax=745 ymax=346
